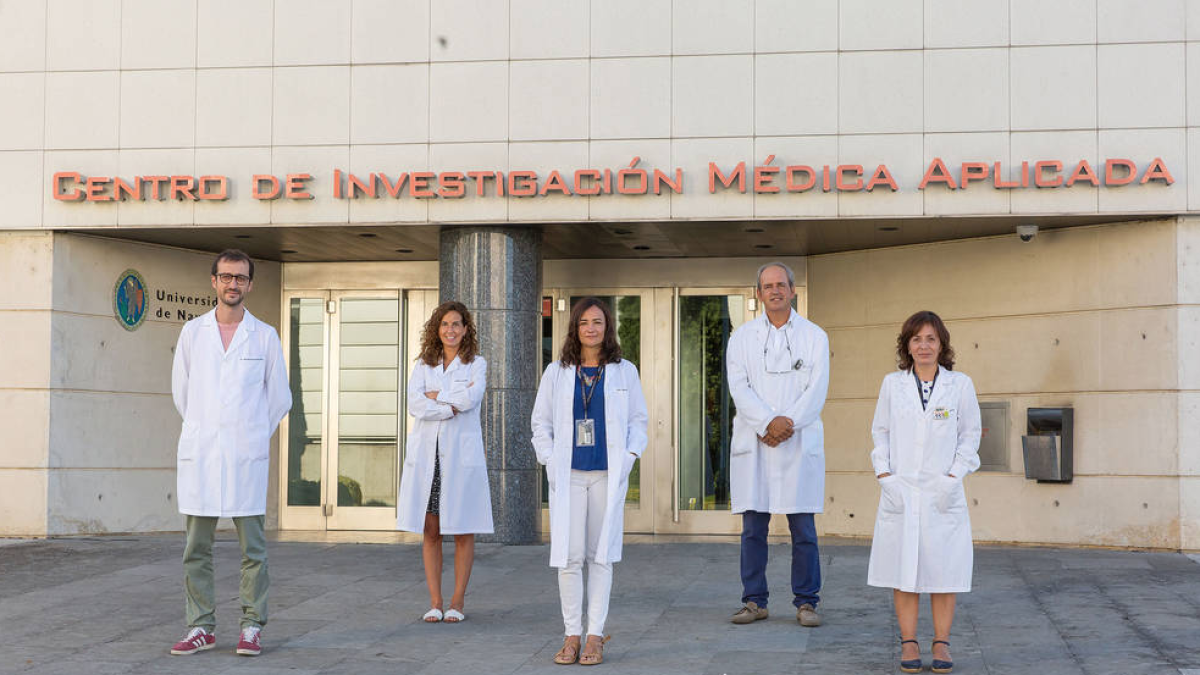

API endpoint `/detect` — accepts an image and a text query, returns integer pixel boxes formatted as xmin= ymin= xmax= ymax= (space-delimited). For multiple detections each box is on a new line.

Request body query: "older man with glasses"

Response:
xmin=725 ymin=262 xmax=830 ymax=628
xmin=169 ymin=249 xmax=291 ymax=657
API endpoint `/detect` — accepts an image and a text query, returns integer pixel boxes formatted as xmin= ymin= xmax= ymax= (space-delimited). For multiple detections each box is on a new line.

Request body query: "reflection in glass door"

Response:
xmin=279 ymin=291 xmax=405 ymax=531
xmin=677 ymin=292 xmax=750 ymax=513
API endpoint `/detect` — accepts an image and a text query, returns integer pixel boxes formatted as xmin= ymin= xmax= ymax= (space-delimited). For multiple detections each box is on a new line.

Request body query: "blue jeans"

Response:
xmin=740 ymin=511 xmax=820 ymax=609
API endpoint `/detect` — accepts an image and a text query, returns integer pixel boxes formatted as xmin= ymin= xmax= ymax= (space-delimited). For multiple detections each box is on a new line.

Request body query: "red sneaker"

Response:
xmin=170 ymin=627 xmax=215 ymax=655
xmin=236 ymin=626 xmax=262 ymax=656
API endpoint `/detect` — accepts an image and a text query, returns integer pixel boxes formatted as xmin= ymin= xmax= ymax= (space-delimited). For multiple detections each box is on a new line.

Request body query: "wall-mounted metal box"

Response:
xmin=977 ymin=401 xmax=1010 ymax=472
xmin=1021 ymin=407 xmax=1073 ymax=483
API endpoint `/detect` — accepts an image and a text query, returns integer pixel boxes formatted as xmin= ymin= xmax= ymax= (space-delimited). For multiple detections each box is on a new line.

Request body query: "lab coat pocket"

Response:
xmin=935 ymin=475 xmax=966 ymax=514
xmin=239 ymin=356 xmax=266 ymax=387
xmin=877 ymin=475 xmax=904 ymax=517
xmin=730 ymin=416 xmax=754 ymax=456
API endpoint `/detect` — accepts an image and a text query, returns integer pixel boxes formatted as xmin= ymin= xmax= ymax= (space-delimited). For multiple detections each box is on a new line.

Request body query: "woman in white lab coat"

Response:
xmin=532 ymin=297 xmax=648 ymax=666
xmin=868 ymin=310 xmax=981 ymax=675
xmin=396 ymin=301 xmax=493 ymax=624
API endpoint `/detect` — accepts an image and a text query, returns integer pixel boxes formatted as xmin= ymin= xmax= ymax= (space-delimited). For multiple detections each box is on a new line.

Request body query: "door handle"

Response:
xmin=323 ymin=504 xmax=333 ymax=517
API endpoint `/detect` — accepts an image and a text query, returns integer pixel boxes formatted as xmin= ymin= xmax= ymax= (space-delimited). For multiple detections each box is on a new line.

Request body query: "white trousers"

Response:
xmin=558 ymin=469 xmax=613 ymax=637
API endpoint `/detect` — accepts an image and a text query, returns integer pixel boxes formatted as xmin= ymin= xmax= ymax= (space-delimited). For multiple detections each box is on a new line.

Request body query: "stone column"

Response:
xmin=439 ymin=226 xmax=542 ymax=544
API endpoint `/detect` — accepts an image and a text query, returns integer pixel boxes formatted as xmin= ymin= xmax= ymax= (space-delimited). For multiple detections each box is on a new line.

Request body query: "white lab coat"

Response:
xmin=726 ymin=310 xmax=830 ymax=515
xmin=531 ymin=360 xmax=648 ymax=568
xmin=171 ymin=308 xmax=292 ymax=518
xmin=397 ymin=356 xmax=494 ymax=535
xmin=867 ymin=367 xmax=982 ymax=593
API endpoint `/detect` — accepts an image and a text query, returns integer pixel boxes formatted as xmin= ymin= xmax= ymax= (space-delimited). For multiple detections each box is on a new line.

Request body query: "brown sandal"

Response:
xmin=579 ymin=635 xmax=611 ymax=666
xmin=553 ymin=636 xmax=581 ymax=665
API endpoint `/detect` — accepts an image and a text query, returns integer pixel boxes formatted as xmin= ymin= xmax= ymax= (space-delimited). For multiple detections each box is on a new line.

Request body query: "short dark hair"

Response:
xmin=896 ymin=310 xmax=955 ymax=371
xmin=559 ymin=297 xmax=622 ymax=367
xmin=211 ymin=249 xmax=255 ymax=280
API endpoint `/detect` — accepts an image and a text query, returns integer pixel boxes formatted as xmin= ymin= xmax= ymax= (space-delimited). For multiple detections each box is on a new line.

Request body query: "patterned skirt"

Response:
xmin=426 ymin=451 xmax=441 ymax=515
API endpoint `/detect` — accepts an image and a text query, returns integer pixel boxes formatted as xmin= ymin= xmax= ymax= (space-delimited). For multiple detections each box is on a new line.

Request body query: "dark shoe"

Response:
xmin=899 ymin=638 xmax=922 ymax=673
xmin=730 ymin=601 xmax=768 ymax=624
xmin=931 ymin=639 xmax=953 ymax=673
xmin=796 ymin=603 xmax=822 ymax=627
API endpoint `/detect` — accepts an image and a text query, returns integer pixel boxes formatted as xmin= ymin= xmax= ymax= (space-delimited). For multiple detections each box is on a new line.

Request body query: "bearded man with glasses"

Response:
xmin=169 ymin=248 xmax=291 ymax=658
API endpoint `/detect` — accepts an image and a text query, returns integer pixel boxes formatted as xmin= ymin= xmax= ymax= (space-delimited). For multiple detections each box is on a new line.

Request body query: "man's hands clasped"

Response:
xmin=757 ymin=416 xmax=795 ymax=447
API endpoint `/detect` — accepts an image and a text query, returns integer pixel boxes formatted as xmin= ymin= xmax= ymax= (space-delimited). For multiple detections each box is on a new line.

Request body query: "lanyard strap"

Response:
xmin=913 ymin=368 xmax=938 ymax=410
xmin=577 ymin=365 xmax=605 ymax=419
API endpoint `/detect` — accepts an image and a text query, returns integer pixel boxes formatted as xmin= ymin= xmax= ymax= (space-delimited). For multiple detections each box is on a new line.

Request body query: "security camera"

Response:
xmin=1016 ymin=224 xmax=1039 ymax=243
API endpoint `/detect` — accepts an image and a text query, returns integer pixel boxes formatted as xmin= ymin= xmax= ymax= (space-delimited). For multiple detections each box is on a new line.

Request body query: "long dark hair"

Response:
xmin=896 ymin=310 xmax=955 ymax=371
xmin=559 ymin=297 xmax=622 ymax=367
xmin=418 ymin=301 xmax=478 ymax=367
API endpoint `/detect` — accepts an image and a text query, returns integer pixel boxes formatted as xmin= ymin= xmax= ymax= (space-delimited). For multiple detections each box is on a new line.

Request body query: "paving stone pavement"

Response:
xmin=0 ymin=534 xmax=1198 ymax=675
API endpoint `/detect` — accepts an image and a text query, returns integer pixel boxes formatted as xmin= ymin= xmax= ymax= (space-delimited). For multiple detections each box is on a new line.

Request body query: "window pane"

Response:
xmin=287 ymin=298 xmax=324 ymax=507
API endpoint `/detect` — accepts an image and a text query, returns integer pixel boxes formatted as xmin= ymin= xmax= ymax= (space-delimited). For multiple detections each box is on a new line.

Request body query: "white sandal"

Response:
xmin=422 ymin=608 xmax=443 ymax=623
xmin=443 ymin=608 xmax=466 ymax=623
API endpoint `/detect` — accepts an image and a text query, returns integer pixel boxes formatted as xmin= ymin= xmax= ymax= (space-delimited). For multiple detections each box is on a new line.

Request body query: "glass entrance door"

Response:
xmin=541 ymin=289 xmax=655 ymax=534
xmin=669 ymin=288 xmax=757 ymax=534
xmin=279 ymin=290 xmax=405 ymax=531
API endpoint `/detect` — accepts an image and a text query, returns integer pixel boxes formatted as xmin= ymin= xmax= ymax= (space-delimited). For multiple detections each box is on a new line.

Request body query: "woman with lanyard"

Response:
xmin=532 ymin=297 xmax=648 ymax=666
xmin=866 ymin=311 xmax=981 ymax=674
xmin=397 ymin=301 xmax=493 ymax=624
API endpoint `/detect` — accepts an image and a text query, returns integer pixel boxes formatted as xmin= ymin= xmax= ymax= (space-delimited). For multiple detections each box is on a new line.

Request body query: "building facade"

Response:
xmin=1 ymin=0 xmax=1198 ymax=550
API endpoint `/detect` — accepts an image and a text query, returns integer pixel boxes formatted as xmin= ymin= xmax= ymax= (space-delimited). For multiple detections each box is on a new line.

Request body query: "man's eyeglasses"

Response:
xmin=216 ymin=273 xmax=251 ymax=286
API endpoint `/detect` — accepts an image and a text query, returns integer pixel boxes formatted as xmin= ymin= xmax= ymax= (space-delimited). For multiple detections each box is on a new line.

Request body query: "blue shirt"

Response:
xmin=572 ymin=366 xmax=608 ymax=471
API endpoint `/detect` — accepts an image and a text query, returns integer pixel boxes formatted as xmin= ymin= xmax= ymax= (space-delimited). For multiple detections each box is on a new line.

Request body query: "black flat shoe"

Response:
xmin=931 ymin=639 xmax=953 ymax=674
xmin=899 ymin=638 xmax=922 ymax=673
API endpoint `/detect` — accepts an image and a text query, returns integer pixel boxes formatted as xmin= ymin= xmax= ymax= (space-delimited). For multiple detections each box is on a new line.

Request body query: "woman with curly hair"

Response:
xmin=867 ymin=310 xmax=981 ymax=674
xmin=397 ymin=300 xmax=493 ymax=624
xmin=532 ymin=297 xmax=648 ymax=666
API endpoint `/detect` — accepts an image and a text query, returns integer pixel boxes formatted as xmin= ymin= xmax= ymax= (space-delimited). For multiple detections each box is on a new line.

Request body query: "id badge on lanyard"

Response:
xmin=575 ymin=418 xmax=596 ymax=447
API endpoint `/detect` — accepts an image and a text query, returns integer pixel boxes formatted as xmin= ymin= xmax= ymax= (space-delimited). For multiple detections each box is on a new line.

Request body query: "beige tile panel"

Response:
xmin=839 ymin=51 xmax=922 ymax=135
xmin=1098 ymin=44 xmax=1185 ymax=130
xmin=196 ymin=68 xmax=273 ymax=148
xmin=921 ymin=132 xmax=1011 ymax=216
xmin=672 ymin=55 xmax=753 ymax=138
xmin=430 ymin=0 xmax=509 ymax=62
xmin=194 ymin=147 xmax=273 ymax=225
xmin=811 ymin=220 xmax=1176 ymax=327
xmin=48 ymin=391 xmax=177 ymax=468
xmin=0 ymin=0 xmax=46 ymax=72
xmin=672 ymin=0 xmax=753 ymax=56
xmin=755 ymin=53 xmax=837 ymax=137
xmin=46 ymin=0 xmax=119 ymax=71
xmin=825 ymin=325 xmax=896 ymax=401
xmin=587 ymin=139 xmax=672 ymax=221
xmin=755 ymin=0 xmax=836 ymax=54
xmin=509 ymin=60 xmax=588 ymax=141
xmin=0 ymin=232 xmax=53 ymax=310
xmin=1010 ymin=46 xmax=1097 ymax=132
xmin=1097 ymin=0 xmax=1185 ymax=43
xmin=47 ymin=469 xmax=182 ymax=534
xmin=507 ymin=141 xmax=588 ymax=222
xmin=351 ymin=64 xmax=429 ymax=145
xmin=346 ymin=144 xmax=430 ymax=224
xmin=0 ymin=391 xmax=50 ymax=468
xmin=119 ymin=70 xmax=197 ymax=149
xmin=590 ymin=0 xmax=670 ymax=58
xmin=821 ymin=398 xmax=878 ymax=473
xmin=271 ymin=145 xmax=350 ymax=224
xmin=669 ymin=137 xmax=754 ymax=219
xmin=121 ymin=0 xmax=196 ymax=69
xmin=923 ymin=0 xmax=1008 ymax=48
xmin=42 ymin=150 xmax=119 ymax=227
xmin=510 ymin=0 xmax=588 ymax=60
xmin=924 ymin=49 xmax=1008 ymax=133
xmin=1189 ymin=129 xmax=1200 ymax=212
xmin=352 ymin=0 xmax=428 ymax=64
xmin=197 ymin=0 xmax=272 ymax=67
xmin=429 ymin=61 xmax=508 ymax=143
xmin=0 ymin=151 xmax=44 ymax=229
xmin=45 ymin=71 xmax=120 ymax=151
xmin=273 ymin=0 xmax=351 ymax=66
xmin=0 ymin=73 xmax=45 ymax=151
xmin=1190 ymin=45 xmax=1200 ymax=128
xmin=590 ymin=57 xmax=671 ymax=140
xmin=837 ymin=134 xmax=924 ymax=216
xmin=838 ymin=0 xmax=922 ymax=51
xmin=0 ymin=469 xmax=47 ymax=536
xmin=1190 ymin=0 xmax=1200 ymax=41
xmin=1009 ymin=130 xmax=1100 ymax=215
xmin=49 ymin=312 xmax=178 ymax=393
xmin=0 ymin=310 xmax=51 ymax=389
xmin=1098 ymin=129 xmax=1188 ymax=214
xmin=116 ymin=148 xmax=196 ymax=226
xmin=426 ymin=142 xmax=508 ymax=222
xmin=752 ymin=136 xmax=839 ymax=218
xmin=273 ymin=66 xmax=351 ymax=146
xmin=1011 ymin=0 xmax=1095 ymax=45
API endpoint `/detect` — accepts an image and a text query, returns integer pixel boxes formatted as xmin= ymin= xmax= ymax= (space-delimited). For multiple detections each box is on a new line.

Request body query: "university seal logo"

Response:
xmin=113 ymin=269 xmax=148 ymax=331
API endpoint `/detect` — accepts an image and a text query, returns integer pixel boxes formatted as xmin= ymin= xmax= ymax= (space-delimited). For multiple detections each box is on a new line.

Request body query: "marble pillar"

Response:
xmin=439 ymin=226 xmax=542 ymax=544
